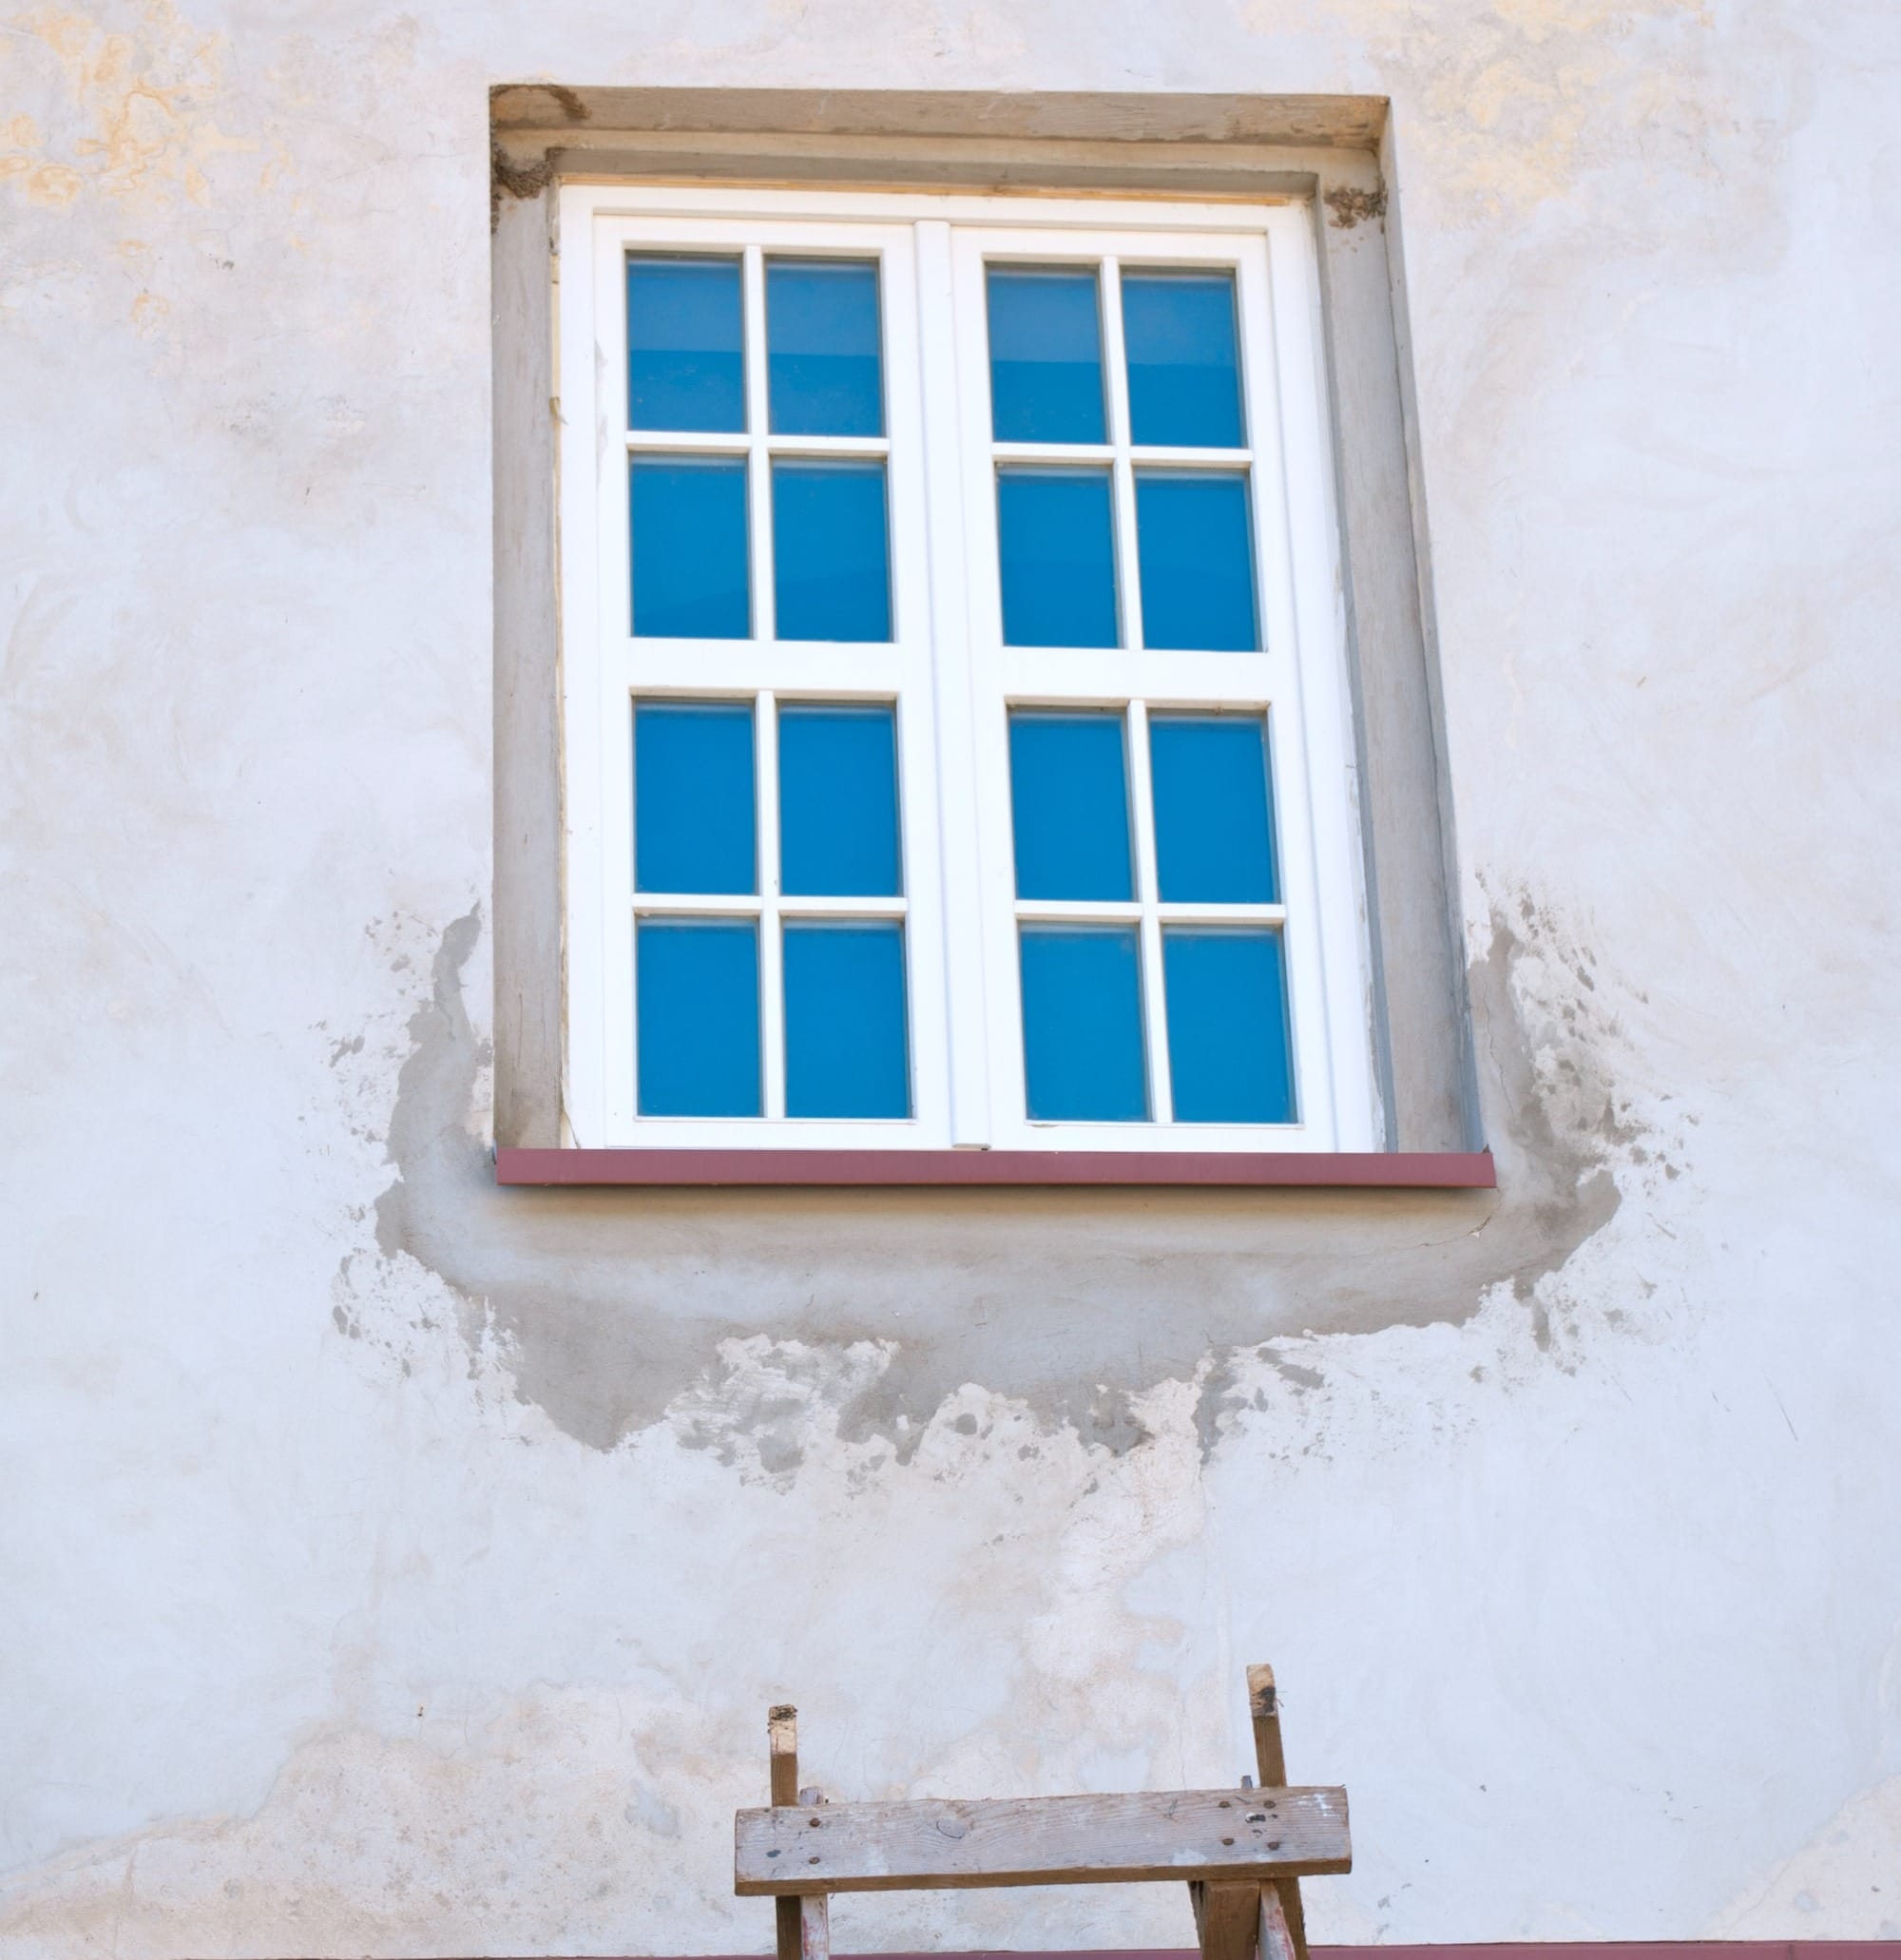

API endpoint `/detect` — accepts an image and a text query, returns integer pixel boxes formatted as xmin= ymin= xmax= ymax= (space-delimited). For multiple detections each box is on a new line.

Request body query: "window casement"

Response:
xmin=557 ymin=183 xmax=1377 ymax=1155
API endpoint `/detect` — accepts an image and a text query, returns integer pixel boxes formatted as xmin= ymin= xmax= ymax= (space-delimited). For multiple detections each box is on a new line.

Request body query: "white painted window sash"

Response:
xmin=949 ymin=217 xmax=1373 ymax=1150
xmin=557 ymin=184 xmax=1376 ymax=1152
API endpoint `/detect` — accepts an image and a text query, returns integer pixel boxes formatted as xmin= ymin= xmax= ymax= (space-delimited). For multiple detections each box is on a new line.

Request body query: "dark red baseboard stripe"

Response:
xmin=493 ymin=1148 xmax=1497 ymax=1189
xmin=409 ymin=1945 xmax=1901 ymax=1960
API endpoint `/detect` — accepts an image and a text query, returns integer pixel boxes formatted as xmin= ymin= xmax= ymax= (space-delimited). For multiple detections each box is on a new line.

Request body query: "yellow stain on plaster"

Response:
xmin=1 ymin=0 xmax=259 ymax=212
xmin=1245 ymin=0 xmax=1718 ymax=219
xmin=255 ymin=131 xmax=295 ymax=195
xmin=128 ymin=287 xmax=168 ymax=336
xmin=0 ymin=112 xmax=76 ymax=202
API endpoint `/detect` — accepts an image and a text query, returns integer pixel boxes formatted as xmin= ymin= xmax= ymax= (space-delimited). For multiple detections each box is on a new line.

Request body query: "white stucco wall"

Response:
xmin=3 ymin=3 xmax=1899 ymax=1956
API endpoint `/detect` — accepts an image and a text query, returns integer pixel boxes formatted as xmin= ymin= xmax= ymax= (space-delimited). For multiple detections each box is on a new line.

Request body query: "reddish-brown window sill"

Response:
xmin=492 ymin=1148 xmax=1495 ymax=1189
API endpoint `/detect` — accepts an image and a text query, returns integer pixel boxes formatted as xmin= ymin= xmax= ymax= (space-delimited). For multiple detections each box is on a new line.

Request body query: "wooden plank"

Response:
xmin=1247 ymin=1665 xmax=1289 ymax=1785
xmin=768 ymin=1706 xmax=799 ymax=1804
xmin=1260 ymin=1883 xmax=1299 ymax=1960
xmin=1197 ymin=1882 xmax=1261 ymax=1960
xmin=735 ymin=1785 xmax=1350 ymax=1895
xmin=797 ymin=1785 xmax=829 ymax=1960
xmin=798 ymin=1893 xmax=829 ymax=1960
xmin=769 ymin=1707 xmax=799 ymax=1960
xmin=1248 ymin=1665 xmax=1312 ymax=1960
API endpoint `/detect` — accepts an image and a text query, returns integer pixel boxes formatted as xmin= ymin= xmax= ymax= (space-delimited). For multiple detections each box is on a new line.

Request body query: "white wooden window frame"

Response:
xmin=557 ymin=183 xmax=1377 ymax=1154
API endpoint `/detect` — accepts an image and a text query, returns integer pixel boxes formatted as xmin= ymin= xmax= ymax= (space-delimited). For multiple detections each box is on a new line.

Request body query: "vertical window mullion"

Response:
xmin=743 ymin=244 xmax=775 ymax=644
xmin=950 ymin=227 xmax=1025 ymax=1140
xmin=756 ymin=689 xmax=785 ymax=1119
xmin=1125 ymin=699 xmax=1173 ymax=1122
xmin=920 ymin=218 xmax=994 ymax=1146
xmin=1099 ymin=257 xmax=1143 ymax=653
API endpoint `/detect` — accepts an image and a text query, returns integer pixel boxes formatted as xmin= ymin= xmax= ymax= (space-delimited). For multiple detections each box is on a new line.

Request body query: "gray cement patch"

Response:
xmin=365 ymin=885 xmax=1669 ymax=1457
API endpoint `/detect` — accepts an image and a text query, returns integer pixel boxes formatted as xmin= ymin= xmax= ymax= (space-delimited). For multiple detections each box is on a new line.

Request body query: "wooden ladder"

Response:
xmin=738 ymin=1662 xmax=1347 ymax=1960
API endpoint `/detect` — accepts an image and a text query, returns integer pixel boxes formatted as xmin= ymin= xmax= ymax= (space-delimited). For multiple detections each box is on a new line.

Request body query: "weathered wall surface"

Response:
xmin=3 ymin=2 xmax=1899 ymax=1955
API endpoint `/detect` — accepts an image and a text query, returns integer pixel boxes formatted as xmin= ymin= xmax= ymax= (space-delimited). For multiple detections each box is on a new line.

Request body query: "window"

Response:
xmin=557 ymin=185 xmax=1375 ymax=1153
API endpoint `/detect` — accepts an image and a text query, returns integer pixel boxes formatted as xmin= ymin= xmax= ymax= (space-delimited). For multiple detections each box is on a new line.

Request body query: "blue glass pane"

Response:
xmin=997 ymin=467 xmax=1118 ymax=648
xmin=1020 ymin=927 xmax=1148 ymax=1122
xmin=767 ymin=259 xmax=884 ymax=437
xmin=626 ymin=257 xmax=744 ymax=432
xmin=987 ymin=266 xmax=1106 ymax=443
xmin=1122 ymin=271 xmax=1245 ymax=449
xmin=778 ymin=704 xmax=900 ymax=897
xmin=631 ymin=456 xmax=750 ymax=639
xmin=1147 ymin=714 xmax=1277 ymax=902
xmin=772 ymin=459 xmax=892 ymax=643
xmin=637 ymin=919 xmax=760 ymax=1116
xmin=1135 ymin=471 xmax=1257 ymax=652
xmin=784 ymin=922 xmax=910 ymax=1118
xmin=633 ymin=701 xmax=756 ymax=895
xmin=1008 ymin=711 xmax=1132 ymax=901
xmin=1163 ymin=929 xmax=1294 ymax=1124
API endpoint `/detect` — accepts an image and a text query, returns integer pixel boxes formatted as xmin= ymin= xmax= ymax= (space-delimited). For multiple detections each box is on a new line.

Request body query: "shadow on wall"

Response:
xmin=345 ymin=881 xmax=1683 ymax=1460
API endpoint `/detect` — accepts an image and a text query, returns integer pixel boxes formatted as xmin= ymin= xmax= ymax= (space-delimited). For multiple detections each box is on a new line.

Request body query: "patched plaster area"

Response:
xmin=0 ymin=1287 xmax=1785 ymax=1954
xmin=1709 ymin=1771 xmax=1901 ymax=1940
xmin=3 ymin=869 xmax=1894 ymax=1950
xmin=351 ymin=883 xmax=1684 ymax=1462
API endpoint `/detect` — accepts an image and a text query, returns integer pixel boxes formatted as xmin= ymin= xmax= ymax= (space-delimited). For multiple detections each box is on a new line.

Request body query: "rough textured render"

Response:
xmin=2 ymin=3 xmax=1898 ymax=1958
